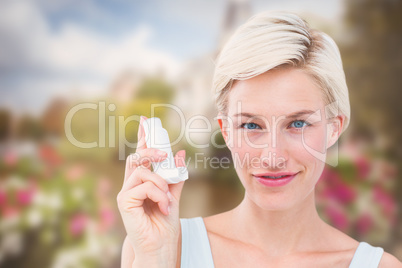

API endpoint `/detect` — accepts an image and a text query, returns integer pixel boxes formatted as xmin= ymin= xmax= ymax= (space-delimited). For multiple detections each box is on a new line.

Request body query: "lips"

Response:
xmin=252 ymin=172 xmax=299 ymax=187
xmin=253 ymin=172 xmax=298 ymax=179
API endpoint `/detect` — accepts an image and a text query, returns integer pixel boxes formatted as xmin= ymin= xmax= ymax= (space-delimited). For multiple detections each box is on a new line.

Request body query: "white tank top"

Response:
xmin=180 ymin=217 xmax=384 ymax=268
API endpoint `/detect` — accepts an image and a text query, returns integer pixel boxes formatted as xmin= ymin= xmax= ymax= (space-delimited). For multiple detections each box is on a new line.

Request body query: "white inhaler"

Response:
xmin=142 ymin=117 xmax=188 ymax=184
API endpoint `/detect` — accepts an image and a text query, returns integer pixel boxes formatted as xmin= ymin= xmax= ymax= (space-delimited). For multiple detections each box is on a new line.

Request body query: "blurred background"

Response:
xmin=0 ymin=0 xmax=401 ymax=267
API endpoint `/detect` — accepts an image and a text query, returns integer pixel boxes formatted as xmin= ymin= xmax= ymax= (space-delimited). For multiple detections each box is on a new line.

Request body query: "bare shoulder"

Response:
xmin=203 ymin=210 xmax=232 ymax=234
xmin=319 ymin=222 xmax=402 ymax=268
xmin=318 ymin=221 xmax=360 ymax=250
xmin=379 ymin=251 xmax=402 ymax=268
xmin=203 ymin=211 xmax=226 ymax=225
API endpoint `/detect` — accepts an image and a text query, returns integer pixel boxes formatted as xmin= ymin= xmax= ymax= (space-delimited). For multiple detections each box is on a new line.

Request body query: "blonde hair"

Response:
xmin=213 ymin=11 xmax=350 ymax=134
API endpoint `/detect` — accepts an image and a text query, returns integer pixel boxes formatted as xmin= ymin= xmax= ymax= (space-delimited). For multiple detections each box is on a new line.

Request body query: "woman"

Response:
xmin=117 ymin=11 xmax=402 ymax=267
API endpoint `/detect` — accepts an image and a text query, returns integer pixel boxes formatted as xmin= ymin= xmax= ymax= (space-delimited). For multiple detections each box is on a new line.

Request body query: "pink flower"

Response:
xmin=97 ymin=177 xmax=111 ymax=196
xmin=325 ymin=206 xmax=349 ymax=231
xmin=1 ymin=206 xmax=20 ymax=218
xmin=66 ymin=165 xmax=86 ymax=182
xmin=355 ymin=213 xmax=373 ymax=236
xmin=332 ymin=183 xmax=357 ymax=204
xmin=69 ymin=213 xmax=88 ymax=237
xmin=0 ymin=189 xmax=6 ymax=206
xmin=373 ymin=186 xmax=396 ymax=218
xmin=319 ymin=167 xmax=343 ymax=186
xmin=4 ymin=150 xmax=18 ymax=166
xmin=377 ymin=161 xmax=397 ymax=181
xmin=16 ymin=189 xmax=34 ymax=206
xmin=319 ymin=168 xmax=356 ymax=204
xmin=355 ymin=157 xmax=371 ymax=179
xmin=39 ymin=145 xmax=63 ymax=166
xmin=28 ymin=179 xmax=38 ymax=192
xmin=98 ymin=208 xmax=115 ymax=232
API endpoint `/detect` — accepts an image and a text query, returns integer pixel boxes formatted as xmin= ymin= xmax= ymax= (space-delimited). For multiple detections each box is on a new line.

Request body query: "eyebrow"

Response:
xmin=232 ymin=109 xmax=317 ymax=119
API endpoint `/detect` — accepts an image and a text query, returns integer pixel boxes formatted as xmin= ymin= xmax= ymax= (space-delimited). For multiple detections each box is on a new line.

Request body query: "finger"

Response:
xmin=127 ymin=149 xmax=167 ymax=170
xmin=136 ymin=116 xmax=148 ymax=152
xmin=119 ymin=181 xmax=170 ymax=216
xmin=174 ymin=150 xmax=186 ymax=168
xmin=122 ymin=166 xmax=169 ymax=194
xmin=169 ymin=150 xmax=186 ymax=203
xmin=124 ymin=148 xmax=167 ymax=182
xmin=123 ymin=115 xmax=147 ymax=182
xmin=168 ymin=180 xmax=185 ymax=205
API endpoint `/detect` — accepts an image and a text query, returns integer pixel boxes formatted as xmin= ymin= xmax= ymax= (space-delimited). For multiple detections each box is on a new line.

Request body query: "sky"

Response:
xmin=0 ymin=0 xmax=344 ymax=116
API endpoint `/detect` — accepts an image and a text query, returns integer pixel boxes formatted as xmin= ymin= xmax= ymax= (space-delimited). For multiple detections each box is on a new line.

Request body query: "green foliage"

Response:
xmin=60 ymin=76 xmax=177 ymax=162
xmin=136 ymin=78 xmax=175 ymax=101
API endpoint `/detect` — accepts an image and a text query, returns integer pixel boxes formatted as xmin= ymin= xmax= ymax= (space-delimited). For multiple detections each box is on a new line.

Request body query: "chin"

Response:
xmin=246 ymin=187 xmax=296 ymax=212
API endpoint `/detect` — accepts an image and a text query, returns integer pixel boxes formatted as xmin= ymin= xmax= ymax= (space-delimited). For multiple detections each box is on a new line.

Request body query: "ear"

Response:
xmin=326 ymin=115 xmax=345 ymax=149
xmin=217 ymin=113 xmax=232 ymax=149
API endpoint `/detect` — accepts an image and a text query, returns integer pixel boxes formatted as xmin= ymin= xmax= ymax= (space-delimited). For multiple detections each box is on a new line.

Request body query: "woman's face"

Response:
xmin=218 ymin=68 xmax=344 ymax=211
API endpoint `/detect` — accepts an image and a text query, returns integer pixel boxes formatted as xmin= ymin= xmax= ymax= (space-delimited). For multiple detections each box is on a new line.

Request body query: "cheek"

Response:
xmin=230 ymin=129 xmax=268 ymax=151
xmin=304 ymin=126 xmax=328 ymax=152
xmin=229 ymin=130 xmax=246 ymax=152
xmin=287 ymin=126 xmax=328 ymax=166
xmin=229 ymin=131 xmax=260 ymax=168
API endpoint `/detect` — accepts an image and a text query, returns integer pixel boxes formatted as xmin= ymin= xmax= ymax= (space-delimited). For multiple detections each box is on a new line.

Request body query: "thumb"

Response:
xmin=174 ymin=149 xmax=186 ymax=168
xmin=169 ymin=181 xmax=185 ymax=204
xmin=169 ymin=150 xmax=187 ymax=201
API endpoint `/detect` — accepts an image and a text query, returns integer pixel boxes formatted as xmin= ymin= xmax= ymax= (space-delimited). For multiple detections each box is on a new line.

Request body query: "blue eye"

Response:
xmin=240 ymin=123 xmax=261 ymax=130
xmin=290 ymin=120 xmax=309 ymax=129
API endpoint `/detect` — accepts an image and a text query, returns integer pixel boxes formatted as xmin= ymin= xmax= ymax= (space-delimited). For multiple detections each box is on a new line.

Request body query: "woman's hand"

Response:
xmin=117 ymin=116 xmax=186 ymax=267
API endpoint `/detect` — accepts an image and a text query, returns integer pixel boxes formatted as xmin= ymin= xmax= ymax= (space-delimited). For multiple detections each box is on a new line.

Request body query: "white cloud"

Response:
xmin=47 ymin=23 xmax=181 ymax=80
xmin=0 ymin=1 xmax=182 ymax=78
xmin=0 ymin=0 xmax=183 ymax=115
xmin=0 ymin=1 xmax=49 ymax=70
xmin=254 ymin=0 xmax=343 ymax=22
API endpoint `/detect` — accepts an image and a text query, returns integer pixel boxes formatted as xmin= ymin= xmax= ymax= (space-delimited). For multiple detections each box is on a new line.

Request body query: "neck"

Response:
xmin=230 ymin=190 xmax=326 ymax=257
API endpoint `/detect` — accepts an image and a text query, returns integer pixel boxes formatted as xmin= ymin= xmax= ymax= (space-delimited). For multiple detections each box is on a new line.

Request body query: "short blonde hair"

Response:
xmin=212 ymin=11 xmax=351 ymax=134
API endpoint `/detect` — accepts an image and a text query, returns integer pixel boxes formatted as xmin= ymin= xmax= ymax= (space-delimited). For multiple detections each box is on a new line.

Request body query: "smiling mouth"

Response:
xmin=260 ymin=175 xmax=290 ymax=179
xmin=253 ymin=173 xmax=299 ymax=187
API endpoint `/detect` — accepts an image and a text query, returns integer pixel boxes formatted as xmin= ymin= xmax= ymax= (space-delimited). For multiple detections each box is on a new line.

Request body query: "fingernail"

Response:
xmin=157 ymin=150 xmax=167 ymax=156
xmin=167 ymin=191 xmax=173 ymax=202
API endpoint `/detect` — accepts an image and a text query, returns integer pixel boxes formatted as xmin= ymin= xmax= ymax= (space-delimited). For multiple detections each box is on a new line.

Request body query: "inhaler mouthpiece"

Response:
xmin=142 ymin=117 xmax=188 ymax=184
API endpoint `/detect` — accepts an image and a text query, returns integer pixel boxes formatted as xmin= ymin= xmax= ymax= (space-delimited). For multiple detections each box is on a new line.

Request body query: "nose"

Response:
xmin=259 ymin=131 xmax=289 ymax=169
